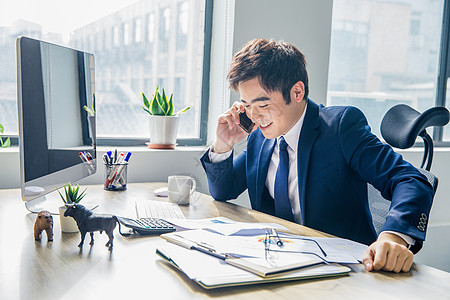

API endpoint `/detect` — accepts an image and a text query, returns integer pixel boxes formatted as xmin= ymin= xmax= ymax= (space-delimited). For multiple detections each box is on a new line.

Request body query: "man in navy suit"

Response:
xmin=200 ymin=38 xmax=433 ymax=273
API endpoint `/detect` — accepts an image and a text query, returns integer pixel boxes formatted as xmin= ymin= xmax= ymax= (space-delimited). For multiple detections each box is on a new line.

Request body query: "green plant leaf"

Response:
xmin=0 ymin=123 xmax=3 ymax=134
xmin=57 ymin=188 xmax=67 ymax=204
xmin=150 ymin=90 xmax=166 ymax=115
xmin=161 ymin=88 xmax=169 ymax=115
xmin=83 ymin=93 xmax=96 ymax=116
xmin=1 ymin=137 xmax=10 ymax=148
xmin=64 ymin=185 xmax=71 ymax=204
xmin=167 ymin=93 xmax=174 ymax=116
xmin=142 ymin=92 xmax=150 ymax=110
xmin=76 ymin=188 xmax=87 ymax=203
xmin=92 ymin=93 xmax=96 ymax=114
xmin=175 ymin=106 xmax=191 ymax=116
xmin=83 ymin=105 xmax=94 ymax=116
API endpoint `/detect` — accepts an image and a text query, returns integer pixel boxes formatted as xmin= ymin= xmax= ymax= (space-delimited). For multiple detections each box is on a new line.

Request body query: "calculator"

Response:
xmin=116 ymin=216 xmax=176 ymax=235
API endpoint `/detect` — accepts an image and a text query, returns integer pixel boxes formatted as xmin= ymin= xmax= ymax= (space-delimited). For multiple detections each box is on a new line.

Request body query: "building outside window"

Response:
xmin=328 ymin=0 xmax=447 ymax=141
xmin=0 ymin=0 xmax=209 ymax=145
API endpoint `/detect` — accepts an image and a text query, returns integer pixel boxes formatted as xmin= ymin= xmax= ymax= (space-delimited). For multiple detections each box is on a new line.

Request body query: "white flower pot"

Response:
xmin=58 ymin=206 xmax=79 ymax=233
xmin=148 ymin=115 xmax=180 ymax=149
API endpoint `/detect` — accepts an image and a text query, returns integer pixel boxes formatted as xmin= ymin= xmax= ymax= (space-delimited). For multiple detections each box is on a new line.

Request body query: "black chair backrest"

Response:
xmin=381 ymin=105 xmax=449 ymax=170
xmin=368 ymin=104 xmax=449 ymax=234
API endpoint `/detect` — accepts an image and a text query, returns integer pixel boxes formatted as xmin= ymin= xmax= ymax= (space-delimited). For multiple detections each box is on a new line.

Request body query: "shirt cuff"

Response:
xmin=208 ymin=147 xmax=233 ymax=163
xmin=381 ymin=230 xmax=416 ymax=248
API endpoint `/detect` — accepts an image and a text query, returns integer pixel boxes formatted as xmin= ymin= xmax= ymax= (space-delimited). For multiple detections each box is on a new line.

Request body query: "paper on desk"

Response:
xmin=278 ymin=233 xmax=368 ymax=263
xmin=157 ymin=241 xmax=351 ymax=288
xmin=166 ymin=217 xmax=289 ymax=236
xmin=313 ymin=237 xmax=368 ymax=263
xmin=169 ymin=229 xmax=367 ymax=264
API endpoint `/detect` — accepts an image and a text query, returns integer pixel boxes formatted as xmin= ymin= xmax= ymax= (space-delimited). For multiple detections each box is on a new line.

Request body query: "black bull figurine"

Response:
xmin=64 ymin=204 xmax=122 ymax=251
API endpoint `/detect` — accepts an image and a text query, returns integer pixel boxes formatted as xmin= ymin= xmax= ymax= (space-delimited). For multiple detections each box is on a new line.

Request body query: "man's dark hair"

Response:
xmin=227 ymin=38 xmax=309 ymax=104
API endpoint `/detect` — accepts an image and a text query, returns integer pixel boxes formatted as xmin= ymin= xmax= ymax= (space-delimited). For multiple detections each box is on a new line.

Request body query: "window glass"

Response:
xmin=444 ymin=78 xmax=450 ymax=141
xmin=327 ymin=0 xmax=444 ymax=138
xmin=0 ymin=0 xmax=206 ymax=141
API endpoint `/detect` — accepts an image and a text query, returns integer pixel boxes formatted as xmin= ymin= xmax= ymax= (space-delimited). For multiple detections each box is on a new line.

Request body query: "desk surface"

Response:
xmin=1 ymin=183 xmax=449 ymax=300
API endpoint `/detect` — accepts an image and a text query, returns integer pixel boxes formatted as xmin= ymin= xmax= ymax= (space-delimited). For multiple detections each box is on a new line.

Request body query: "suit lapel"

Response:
xmin=256 ymin=138 xmax=276 ymax=208
xmin=297 ymin=100 xmax=320 ymax=224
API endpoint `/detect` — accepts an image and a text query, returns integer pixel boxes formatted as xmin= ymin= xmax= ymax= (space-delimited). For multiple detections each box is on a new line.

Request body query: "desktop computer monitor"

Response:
xmin=16 ymin=36 xmax=96 ymax=213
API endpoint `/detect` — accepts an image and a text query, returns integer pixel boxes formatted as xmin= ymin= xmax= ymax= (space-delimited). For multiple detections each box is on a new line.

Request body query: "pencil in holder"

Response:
xmin=104 ymin=162 xmax=128 ymax=191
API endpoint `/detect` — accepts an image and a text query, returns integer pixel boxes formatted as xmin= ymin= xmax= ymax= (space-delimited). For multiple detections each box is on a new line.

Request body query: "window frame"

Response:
xmin=434 ymin=0 xmax=450 ymax=146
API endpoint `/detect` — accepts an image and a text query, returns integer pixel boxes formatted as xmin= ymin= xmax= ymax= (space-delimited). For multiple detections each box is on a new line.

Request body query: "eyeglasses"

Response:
xmin=263 ymin=229 xmax=328 ymax=263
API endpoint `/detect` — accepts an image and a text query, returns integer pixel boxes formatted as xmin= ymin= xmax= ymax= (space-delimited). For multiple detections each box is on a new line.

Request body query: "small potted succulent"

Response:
xmin=142 ymin=87 xmax=190 ymax=149
xmin=57 ymin=183 xmax=87 ymax=233
xmin=0 ymin=123 xmax=11 ymax=148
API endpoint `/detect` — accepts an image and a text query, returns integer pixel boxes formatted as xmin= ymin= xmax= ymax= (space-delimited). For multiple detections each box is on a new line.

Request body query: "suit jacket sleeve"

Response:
xmin=200 ymin=148 xmax=248 ymax=201
xmin=338 ymin=106 xmax=433 ymax=253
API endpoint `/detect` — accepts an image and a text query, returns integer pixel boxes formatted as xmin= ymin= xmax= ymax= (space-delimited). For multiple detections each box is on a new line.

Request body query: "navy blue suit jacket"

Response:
xmin=201 ymin=99 xmax=433 ymax=252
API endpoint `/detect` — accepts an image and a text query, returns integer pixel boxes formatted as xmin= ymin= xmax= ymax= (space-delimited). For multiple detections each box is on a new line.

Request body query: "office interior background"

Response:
xmin=1 ymin=0 xmax=449 ymax=272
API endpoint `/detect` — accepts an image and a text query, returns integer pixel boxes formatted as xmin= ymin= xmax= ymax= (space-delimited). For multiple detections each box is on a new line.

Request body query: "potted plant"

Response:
xmin=142 ymin=87 xmax=190 ymax=149
xmin=57 ymin=183 xmax=87 ymax=233
xmin=0 ymin=123 xmax=11 ymax=148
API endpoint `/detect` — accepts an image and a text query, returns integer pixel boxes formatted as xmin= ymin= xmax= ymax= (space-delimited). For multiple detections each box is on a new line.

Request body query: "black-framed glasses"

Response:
xmin=263 ymin=229 xmax=328 ymax=262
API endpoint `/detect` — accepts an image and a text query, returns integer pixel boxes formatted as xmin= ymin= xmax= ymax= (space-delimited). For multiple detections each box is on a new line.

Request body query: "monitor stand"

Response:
xmin=24 ymin=195 xmax=62 ymax=215
xmin=24 ymin=195 xmax=99 ymax=215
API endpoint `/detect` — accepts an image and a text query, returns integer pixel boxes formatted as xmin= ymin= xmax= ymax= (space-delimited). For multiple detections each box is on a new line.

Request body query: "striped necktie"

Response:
xmin=274 ymin=136 xmax=294 ymax=222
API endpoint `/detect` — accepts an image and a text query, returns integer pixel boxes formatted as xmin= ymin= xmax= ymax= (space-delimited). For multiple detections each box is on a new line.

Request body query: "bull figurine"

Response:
xmin=64 ymin=204 xmax=119 ymax=251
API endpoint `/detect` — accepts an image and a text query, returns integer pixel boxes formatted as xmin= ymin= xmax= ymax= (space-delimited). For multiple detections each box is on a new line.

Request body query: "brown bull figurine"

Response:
xmin=34 ymin=210 xmax=54 ymax=242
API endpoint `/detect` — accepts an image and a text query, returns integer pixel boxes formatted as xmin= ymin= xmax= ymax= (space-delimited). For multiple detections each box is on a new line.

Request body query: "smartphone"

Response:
xmin=239 ymin=111 xmax=255 ymax=133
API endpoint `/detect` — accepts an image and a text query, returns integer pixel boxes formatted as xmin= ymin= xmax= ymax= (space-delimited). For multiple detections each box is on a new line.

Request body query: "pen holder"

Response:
xmin=104 ymin=162 xmax=128 ymax=191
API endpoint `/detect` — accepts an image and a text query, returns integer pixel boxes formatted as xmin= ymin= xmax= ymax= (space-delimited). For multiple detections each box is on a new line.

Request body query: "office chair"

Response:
xmin=368 ymin=104 xmax=450 ymax=234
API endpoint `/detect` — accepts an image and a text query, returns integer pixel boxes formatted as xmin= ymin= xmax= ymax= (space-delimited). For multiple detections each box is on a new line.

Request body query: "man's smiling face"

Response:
xmin=238 ymin=77 xmax=306 ymax=139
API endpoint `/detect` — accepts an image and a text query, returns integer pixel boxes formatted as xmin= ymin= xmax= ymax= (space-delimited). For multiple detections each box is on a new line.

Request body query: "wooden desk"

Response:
xmin=1 ymin=183 xmax=449 ymax=299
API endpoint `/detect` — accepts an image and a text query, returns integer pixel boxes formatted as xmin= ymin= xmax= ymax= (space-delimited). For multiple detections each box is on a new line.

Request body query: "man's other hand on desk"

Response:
xmin=362 ymin=232 xmax=413 ymax=273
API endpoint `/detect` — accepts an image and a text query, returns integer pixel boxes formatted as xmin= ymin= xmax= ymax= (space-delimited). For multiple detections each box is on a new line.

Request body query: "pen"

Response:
xmin=103 ymin=153 xmax=110 ymax=165
xmin=85 ymin=151 xmax=94 ymax=162
xmin=78 ymin=151 xmax=89 ymax=163
xmin=82 ymin=151 xmax=93 ymax=165
xmin=170 ymin=234 xmax=232 ymax=260
xmin=106 ymin=151 xmax=112 ymax=161
xmin=104 ymin=152 xmax=125 ymax=188
xmin=111 ymin=152 xmax=132 ymax=187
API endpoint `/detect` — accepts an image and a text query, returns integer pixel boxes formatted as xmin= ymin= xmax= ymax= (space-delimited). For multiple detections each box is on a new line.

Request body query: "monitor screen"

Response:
xmin=16 ymin=36 xmax=96 ymax=211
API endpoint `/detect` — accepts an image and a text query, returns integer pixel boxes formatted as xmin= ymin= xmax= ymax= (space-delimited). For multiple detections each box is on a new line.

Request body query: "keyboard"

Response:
xmin=134 ymin=199 xmax=185 ymax=220
xmin=116 ymin=216 xmax=176 ymax=235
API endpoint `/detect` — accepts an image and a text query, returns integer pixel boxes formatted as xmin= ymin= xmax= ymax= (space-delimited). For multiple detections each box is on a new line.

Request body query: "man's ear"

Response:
xmin=291 ymin=81 xmax=305 ymax=103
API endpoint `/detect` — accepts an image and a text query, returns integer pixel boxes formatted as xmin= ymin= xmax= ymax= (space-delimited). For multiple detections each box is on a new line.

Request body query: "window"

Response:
xmin=0 ymin=0 xmax=211 ymax=146
xmin=134 ymin=18 xmax=141 ymax=43
xmin=328 ymin=0 xmax=448 ymax=142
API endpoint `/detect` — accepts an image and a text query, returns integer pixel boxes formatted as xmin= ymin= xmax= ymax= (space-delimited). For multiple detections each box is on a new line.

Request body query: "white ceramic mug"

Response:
xmin=168 ymin=175 xmax=196 ymax=205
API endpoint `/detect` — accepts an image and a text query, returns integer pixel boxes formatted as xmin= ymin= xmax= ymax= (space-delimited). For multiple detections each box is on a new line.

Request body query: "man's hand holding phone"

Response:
xmin=213 ymin=102 xmax=255 ymax=154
